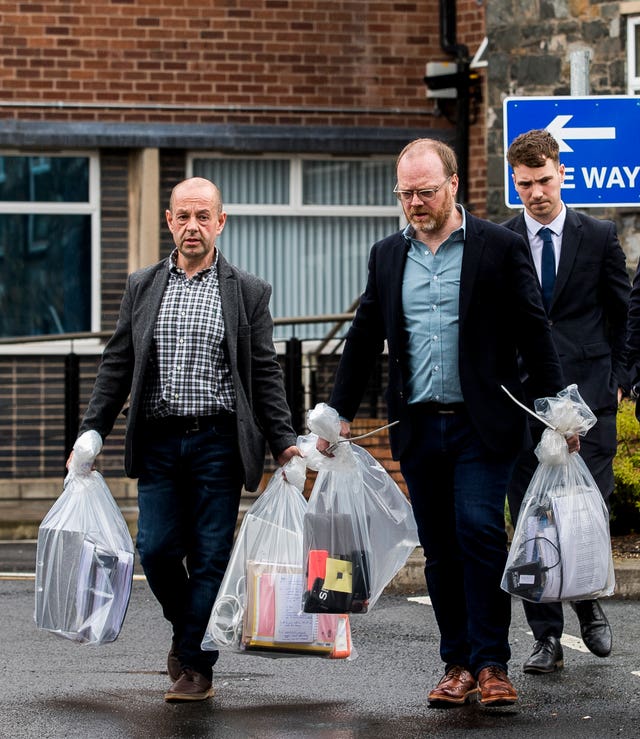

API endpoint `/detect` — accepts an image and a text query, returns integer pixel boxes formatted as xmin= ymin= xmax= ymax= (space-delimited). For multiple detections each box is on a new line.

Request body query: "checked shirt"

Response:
xmin=143 ymin=250 xmax=236 ymax=419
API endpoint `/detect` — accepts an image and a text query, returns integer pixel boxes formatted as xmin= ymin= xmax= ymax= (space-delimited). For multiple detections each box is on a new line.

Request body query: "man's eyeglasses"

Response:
xmin=393 ymin=176 xmax=452 ymax=203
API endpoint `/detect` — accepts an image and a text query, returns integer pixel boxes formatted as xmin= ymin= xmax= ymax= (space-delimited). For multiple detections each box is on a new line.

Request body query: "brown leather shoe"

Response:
xmin=477 ymin=666 xmax=518 ymax=706
xmin=428 ymin=666 xmax=478 ymax=707
xmin=167 ymin=640 xmax=181 ymax=682
xmin=164 ymin=668 xmax=215 ymax=702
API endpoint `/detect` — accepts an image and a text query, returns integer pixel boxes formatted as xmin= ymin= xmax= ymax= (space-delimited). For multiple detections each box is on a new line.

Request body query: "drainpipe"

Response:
xmin=439 ymin=0 xmax=471 ymax=207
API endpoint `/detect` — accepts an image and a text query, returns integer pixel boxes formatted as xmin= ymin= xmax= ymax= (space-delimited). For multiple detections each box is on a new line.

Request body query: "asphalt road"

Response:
xmin=1 ymin=542 xmax=639 ymax=738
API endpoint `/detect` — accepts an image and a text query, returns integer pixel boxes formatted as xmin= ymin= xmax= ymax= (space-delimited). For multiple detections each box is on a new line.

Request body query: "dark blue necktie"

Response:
xmin=539 ymin=227 xmax=556 ymax=311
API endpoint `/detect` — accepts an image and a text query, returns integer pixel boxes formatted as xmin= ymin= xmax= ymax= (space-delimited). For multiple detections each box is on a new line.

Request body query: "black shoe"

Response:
xmin=523 ymin=636 xmax=564 ymax=674
xmin=571 ymin=599 xmax=612 ymax=657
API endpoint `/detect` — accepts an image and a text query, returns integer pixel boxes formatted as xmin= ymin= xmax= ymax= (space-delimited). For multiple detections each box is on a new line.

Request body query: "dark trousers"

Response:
xmin=400 ymin=407 xmax=515 ymax=676
xmin=507 ymin=412 xmax=617 ymax=640
xmin=136 ymin=415 xmax=243 ymax=679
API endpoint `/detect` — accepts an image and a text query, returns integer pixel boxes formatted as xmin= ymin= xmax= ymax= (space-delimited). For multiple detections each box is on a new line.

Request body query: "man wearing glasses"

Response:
xmin=318 ymin=138 xmax=573 ymax=708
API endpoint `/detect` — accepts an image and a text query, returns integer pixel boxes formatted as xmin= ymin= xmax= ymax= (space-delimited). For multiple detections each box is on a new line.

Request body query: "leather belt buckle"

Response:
xmin=183 ymin=416 xmax=202 ymax=434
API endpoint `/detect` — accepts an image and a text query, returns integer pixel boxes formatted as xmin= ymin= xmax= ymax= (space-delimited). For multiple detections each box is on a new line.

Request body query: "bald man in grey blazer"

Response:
xmin=76 ymin=177 xmax=300 ymax=702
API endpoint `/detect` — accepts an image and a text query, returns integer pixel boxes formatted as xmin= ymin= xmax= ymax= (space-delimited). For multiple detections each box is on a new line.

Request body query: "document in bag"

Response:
xmin=551 ymin=488 xmax=611 ymax=599
xmin=242 ymin=560 xmax=350 ymax=656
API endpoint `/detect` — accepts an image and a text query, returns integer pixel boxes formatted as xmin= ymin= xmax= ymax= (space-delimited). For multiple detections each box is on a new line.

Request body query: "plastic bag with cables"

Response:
xmin=300 ymin=403 xmax=419 ymax=615
xmin=501 ymin=385 xmax=615 ymax=603
xmin=201 ymin=456 xmax=352 ymax=658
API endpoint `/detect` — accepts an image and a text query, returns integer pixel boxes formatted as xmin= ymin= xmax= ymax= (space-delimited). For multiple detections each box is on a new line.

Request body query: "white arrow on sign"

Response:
xmin=545 ymin=114 xmax=616 ymax=153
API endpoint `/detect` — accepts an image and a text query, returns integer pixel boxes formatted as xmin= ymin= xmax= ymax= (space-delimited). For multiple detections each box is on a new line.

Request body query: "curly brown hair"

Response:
xmin=506 ymin=129 xmax=560 ymax=169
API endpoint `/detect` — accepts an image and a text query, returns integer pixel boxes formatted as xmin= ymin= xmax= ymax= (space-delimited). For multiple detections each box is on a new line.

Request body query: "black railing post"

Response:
xmin=368 ymin=355 xmax=383 ymax=417
xmin=284 ymin=337 xmax=304 ymax=433
xmin=64 ymin=351 xmax=80 ymax=466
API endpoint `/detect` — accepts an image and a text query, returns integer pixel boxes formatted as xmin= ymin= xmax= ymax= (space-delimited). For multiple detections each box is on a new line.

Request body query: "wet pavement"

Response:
xmin=1 ymin=542 xmax=640 ymax=739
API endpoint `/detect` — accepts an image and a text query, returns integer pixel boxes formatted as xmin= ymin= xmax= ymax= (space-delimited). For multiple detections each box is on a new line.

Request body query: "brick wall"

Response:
xmin=348 ymin=417 xmax=407 ymax=494
xmin=0 ymin=2 xmax=431 ymax=123
xmin=458 ymin=0 xmax=488 ymax=216
xmin=0 ymin=2 xmax=487 ymax=484
xmin=0 ymin=2 xmax=487 ymax=186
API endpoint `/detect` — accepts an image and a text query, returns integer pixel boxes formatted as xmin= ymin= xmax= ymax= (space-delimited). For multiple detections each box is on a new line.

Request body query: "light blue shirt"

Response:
xmin=401 ymin=207 xmax=466 ymax=404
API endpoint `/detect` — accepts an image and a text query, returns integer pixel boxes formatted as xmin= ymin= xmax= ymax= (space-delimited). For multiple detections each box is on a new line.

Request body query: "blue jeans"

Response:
xmin=136 ymin=415 xmax=243 ymax=680
xmin=400 ymin=408 xmax=514 ymax=677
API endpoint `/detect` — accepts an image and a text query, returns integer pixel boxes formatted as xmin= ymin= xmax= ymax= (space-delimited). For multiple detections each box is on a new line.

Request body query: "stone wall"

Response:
xmin=485 ymin=0 xmax=640 ymax=270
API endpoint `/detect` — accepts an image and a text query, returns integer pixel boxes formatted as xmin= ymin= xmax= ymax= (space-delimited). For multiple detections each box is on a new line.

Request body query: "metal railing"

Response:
xmin=0 ymin=312 xmax=369 ymax=473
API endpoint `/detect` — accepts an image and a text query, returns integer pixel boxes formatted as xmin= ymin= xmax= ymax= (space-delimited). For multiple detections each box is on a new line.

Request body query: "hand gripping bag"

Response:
xmin=35 ymin=431 xmax=135 ymax=644
xmin=502 ymin=385 xmax=615 ymax=603
xmin=301 ymin=403 xmax=419 ymax=615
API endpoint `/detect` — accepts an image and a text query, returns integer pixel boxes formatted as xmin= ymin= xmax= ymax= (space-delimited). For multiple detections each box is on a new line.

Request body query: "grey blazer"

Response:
xmin=79 ymin=252 xmax=297 ymax=491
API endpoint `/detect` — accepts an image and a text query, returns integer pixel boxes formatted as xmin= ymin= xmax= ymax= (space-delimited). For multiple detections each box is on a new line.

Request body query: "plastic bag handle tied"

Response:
xmin=325 ymin=420 xmax=400 ymax=454
xmin=500 ymin=385 xmax=557 ymax=431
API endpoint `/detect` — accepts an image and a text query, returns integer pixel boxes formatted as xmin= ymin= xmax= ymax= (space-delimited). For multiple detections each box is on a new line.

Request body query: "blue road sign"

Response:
xmin=503 ymin=96 xmax=640 ymax=208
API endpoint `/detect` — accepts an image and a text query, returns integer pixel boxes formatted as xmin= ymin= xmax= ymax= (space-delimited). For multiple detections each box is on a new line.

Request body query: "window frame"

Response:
xmin=0 ymin=150 xmax=101 ymax=354
xmin=187 ymin=153 xmax=402 ymax=218
xmin=187 ymin=152 xmax=404 ymax=341
xmin=628 ymin=15 xmax=640 ymax=95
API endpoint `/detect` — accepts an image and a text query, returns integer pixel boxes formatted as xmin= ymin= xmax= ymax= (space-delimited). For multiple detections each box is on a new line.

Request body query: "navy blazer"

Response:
xmin=503 ymin=208 xmax=629 ymax=415
xmin=80 ymin=252 xmax=297 ymax=491
xmin=329 ymin=210 xmax=564 ymax=460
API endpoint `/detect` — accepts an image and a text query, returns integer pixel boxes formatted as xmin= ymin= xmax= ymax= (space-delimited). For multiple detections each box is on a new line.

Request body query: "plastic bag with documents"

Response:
xmin=35 ymin=431 xmax=134 ymax=644
xmin=301 ymin=403 xmax=419 ymax=615
xmin=502 ymin=384 xmax=615 ymax=603
xmin=202 ymin=456 xmax=352 ymax=658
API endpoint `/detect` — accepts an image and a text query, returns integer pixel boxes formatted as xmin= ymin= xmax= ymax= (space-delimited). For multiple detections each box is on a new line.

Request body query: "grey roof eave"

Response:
xmin=0 ymin=119 xmax=454 ymax=155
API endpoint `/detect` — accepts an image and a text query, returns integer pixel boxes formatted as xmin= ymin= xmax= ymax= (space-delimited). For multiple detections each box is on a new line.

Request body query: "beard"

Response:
xmin=407 ymin=190 xmax=454 ymax=235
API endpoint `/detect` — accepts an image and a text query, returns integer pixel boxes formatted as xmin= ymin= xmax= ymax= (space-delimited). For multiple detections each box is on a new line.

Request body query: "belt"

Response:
xmin=411 ymin=402 xmax=466 ymax=415
xmin=146 ymin=412 xmax=235 ymax=435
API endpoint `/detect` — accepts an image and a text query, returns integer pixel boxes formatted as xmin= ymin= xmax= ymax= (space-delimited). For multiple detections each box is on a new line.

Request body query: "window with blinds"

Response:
xmin=189 ymin=155 xmax=402 ymax=340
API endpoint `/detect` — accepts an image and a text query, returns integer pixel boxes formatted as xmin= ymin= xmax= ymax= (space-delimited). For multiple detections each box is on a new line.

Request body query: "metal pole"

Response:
xmin=64 ymin=351 xmax=80 ymax=467
xmin=284 ymin=337 xmax=304 ymax=434
xmin=570 ymin=49 xmax=591 ymax=96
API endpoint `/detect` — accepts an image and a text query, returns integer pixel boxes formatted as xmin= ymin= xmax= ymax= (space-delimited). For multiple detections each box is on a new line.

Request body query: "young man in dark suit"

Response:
xmin=73 ymin=177 xmax=300 ymax=702
xmin=627 ymin=264 xmax=640 ymax=417
xmin=504 ymin=129 xmax=629 ymax=675
xmin=317 ymin=138 xmax=575 ymax=708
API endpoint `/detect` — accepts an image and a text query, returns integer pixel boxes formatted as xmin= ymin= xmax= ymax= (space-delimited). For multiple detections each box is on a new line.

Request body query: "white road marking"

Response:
xmin=407 ymin=595 xmax=432 ymax=606
xmin=407 ymin=604 xmax=600 ymax=656
xmin=527 ymin=630 xmax=590 ymax=653
xmin=0 ymin=572 xmax=147 ymax=582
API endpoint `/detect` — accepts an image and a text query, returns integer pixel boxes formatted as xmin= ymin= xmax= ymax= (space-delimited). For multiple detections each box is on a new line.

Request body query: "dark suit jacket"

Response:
xmin=329 ymin=210 xmax=564 ymax=460
xmin=625 ymin=262 xmax=640 ymax=420
xmin=79 ymin=252 xmax=297 ymax=491
xmin=502 ymin=208 xmax=629 ymax=415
